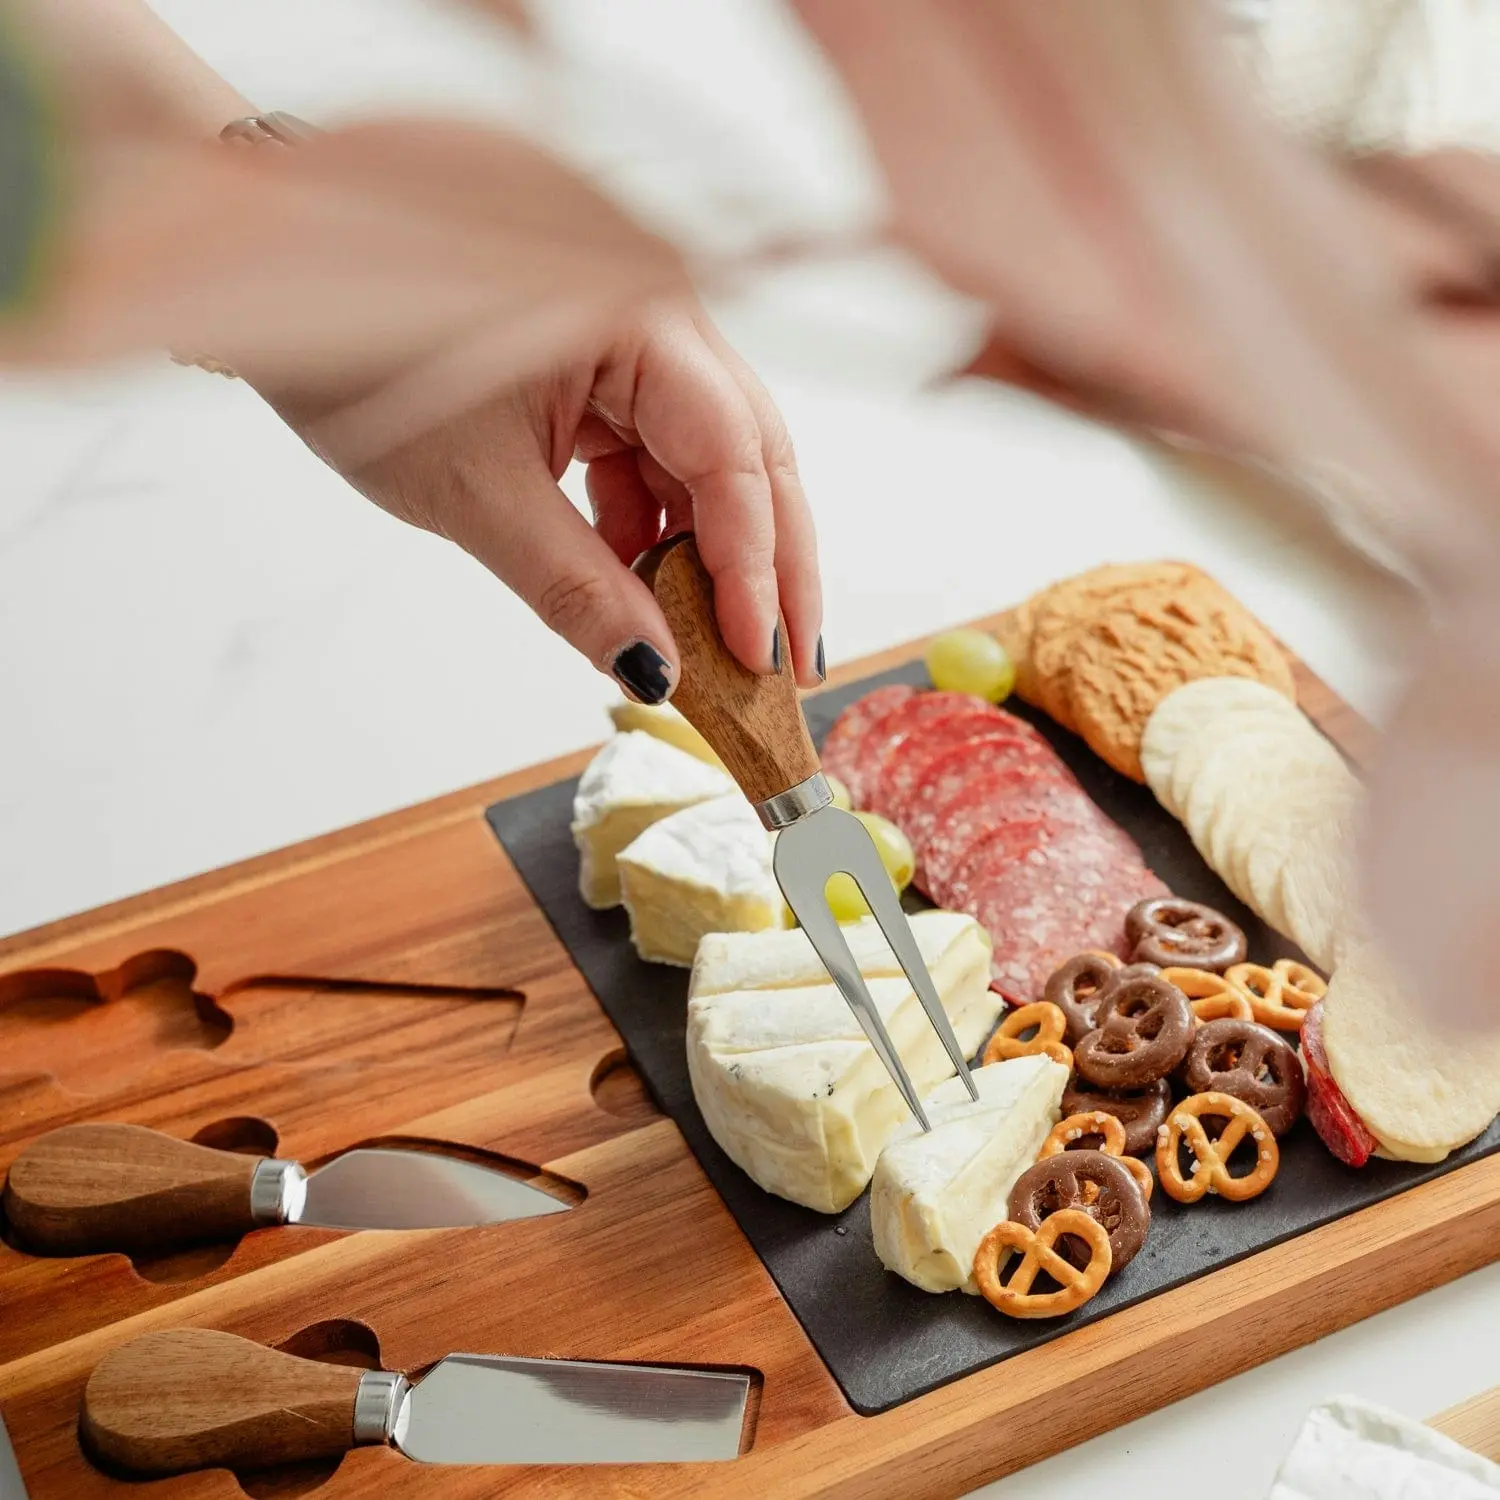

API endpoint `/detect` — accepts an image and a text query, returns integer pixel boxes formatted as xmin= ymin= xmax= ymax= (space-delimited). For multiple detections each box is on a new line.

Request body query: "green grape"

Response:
xmin=823 ymin=871 xmax=876 ymax=922
xmin=854 ymin=811 xmax=915 ymax=893
xmin=826 ymin=772 xmax=852 ymax=811
xmin=925 ymin=628 xmax=1016 ymax=703
xmin=820 ymin=813 xmax=915 ymax=922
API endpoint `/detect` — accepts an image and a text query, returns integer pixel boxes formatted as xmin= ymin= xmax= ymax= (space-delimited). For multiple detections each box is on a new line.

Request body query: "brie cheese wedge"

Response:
xmin=691 ymin=911 xmax=980 ymax=999
xmin=571 ymin=731 xmax=733 ymax=909
xmin=608 ymin=700 xmax=723 ymax=768
xmin=618 ymin=794 xmax=785 ymax=965
xmin=686 ymin=912 xmax=1002 ymax=1212
xmin=870 ymin=1056 xmax=1067 ymax=1293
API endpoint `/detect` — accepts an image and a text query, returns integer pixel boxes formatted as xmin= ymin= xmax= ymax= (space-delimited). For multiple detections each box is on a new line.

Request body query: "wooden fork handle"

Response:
xmin=634 ymin=532 xmax=820 ymax=805
xmin=3 ymin=1122 xmax=262 ymax=1257
xmin=83 ymin=1329 xmax=364 ymax=1475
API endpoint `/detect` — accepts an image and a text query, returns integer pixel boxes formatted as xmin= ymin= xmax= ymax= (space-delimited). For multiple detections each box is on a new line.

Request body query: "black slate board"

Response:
xmin=486 ymin=662 xmax=1500 ymax=1415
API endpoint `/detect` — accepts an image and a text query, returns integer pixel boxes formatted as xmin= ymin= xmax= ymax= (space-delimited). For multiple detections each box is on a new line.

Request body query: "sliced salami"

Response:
xmin=876 ymin=712 xmax=1039 ymax=822
xmin=820 ymin=684 xmax=916 ymax=806
xmin=896 ymin=733 xmax=1063 ymax=848
xmin=969 ymin=828 xmax=1166 ymax=1000
xmin=857 ymin=692 xmax=995 ymax=810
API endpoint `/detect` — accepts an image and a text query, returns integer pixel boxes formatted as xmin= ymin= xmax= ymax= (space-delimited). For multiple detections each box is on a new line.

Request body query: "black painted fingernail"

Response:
xmin=611 ymin=640 xmax=672 ymax=704
xmin=815 ymin=633 xmax=826 ymax=682
xmin=771 ymin=624 xmax=783 ymax=674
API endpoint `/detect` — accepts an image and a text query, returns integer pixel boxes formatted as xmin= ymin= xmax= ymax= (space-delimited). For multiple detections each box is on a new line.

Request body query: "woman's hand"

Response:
xmin=302 ymin=298 xmax=824 ymax=702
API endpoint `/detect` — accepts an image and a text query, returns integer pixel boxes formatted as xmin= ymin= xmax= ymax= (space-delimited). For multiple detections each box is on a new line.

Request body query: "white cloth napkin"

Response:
xmin=1269 ymin=1397 xmax=1500 ymax=1498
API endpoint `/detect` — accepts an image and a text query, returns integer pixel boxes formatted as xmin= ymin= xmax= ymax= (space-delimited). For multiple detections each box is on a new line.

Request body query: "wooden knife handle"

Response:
xmin=83 ymin=1329 xmax=363 ymax=1476
xmin=635 ymin=532 xmax=820 ymax=805
xmin=3 ymin=1123 xmax=261 ymax=1257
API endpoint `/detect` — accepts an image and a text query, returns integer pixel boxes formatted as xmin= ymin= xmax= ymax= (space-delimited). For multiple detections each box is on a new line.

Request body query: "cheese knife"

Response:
xmin=83 ymin=1329 xmax=749 ymax=1474
xmin=636 ymin=533 xmax=978 ymax=1130
xmin=2 ymin=1122 xmax=567 ymax=1258
xmin=0 ymin=1410 xmax=27 ymax=1500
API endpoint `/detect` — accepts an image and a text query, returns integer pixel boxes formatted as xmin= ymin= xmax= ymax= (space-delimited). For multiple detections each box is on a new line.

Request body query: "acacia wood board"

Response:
xmin=0 ymin=597 xmax=1496 ymax=1500
xmin=1434 ymin=1382 xmax=1500 ymax=1464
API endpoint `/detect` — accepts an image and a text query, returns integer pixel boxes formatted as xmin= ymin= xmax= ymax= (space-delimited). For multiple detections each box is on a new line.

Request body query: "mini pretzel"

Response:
xmin=1126 ymin=897 xmax=1248 ymax=972
xmin=983 ymin=1001 xmax=1073 ymax=1069
xmin=1074 ymin=975 xmax=1193 ymax=1088
xmin=972 ymin=1210 xmax=1112 ymax=1318
xmin=1040 ymin=1111 xmax=1154 ymax=1202
xmin=1045 ymin=952 xmax=1123 ymax=1045
xmin=1224 ymin=959 xmax=1327 ymax=1031
xmin=1161 ymin=967 xmax=1255 ymax=1027
xmin=1155 ymin=1091 xmax=1280 ymax=1203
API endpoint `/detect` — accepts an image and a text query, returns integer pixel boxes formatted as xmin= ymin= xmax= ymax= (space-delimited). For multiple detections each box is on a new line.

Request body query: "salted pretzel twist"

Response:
xmin=1161 ymin=967 xmax=1254 ymax=1027
xmin=983 ymin=1001 xmax=1073 ymax=1069
xmin=1155 ymin=1091 xmax=1280 ymax=1203
xmin=972 ymin=1210 xmax=1112 ymax=1319
xmin=1040 ymin=1111 xmax=1154 ymax=1201
xmin=1224 ymin=959 xmax=1326 ymax=1031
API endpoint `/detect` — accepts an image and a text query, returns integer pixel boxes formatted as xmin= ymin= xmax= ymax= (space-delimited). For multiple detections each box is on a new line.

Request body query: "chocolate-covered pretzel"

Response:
xmin=1125 ymin=897 xmax=1248 ymax=973
xmin=1062 ymin=1076 xmax=1172 ymax=1156
xmin=1008 ymin=1150 xmax=1149 ymax=1272
xmin=1182 ymin=1018 xmax=1306 ymax=1136
xmin=1075 ymin=974 xmax=1194 ymax=1089
xmin=1044 ymin=952 xmax=1122 ymax=1045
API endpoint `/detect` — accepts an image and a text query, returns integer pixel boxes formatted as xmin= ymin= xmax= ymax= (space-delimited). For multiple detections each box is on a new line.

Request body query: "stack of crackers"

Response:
xmin=999 ymin=562 xmax=1296 ymax=782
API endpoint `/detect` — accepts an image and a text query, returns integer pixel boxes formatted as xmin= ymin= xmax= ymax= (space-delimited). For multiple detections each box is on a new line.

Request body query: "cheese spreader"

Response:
xmin=636 ymin=533 xmax=978 ymax=1130
xmin=2 ymin=1122 xmax=567 ymax=1258
xmin=83 ymin=1329 xmax=749 ymax=1474
xmin=0 ymin=1410 xmax=27 ymax=1500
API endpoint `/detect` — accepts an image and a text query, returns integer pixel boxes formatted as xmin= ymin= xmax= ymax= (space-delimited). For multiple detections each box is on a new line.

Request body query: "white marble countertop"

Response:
xmin=2 ymin=3 xmax=1495 ymax=1495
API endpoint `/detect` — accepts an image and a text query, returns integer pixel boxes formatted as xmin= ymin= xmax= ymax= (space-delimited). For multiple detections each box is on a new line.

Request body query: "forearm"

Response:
xmin=16 ymin=0 xmax=254 ymax=139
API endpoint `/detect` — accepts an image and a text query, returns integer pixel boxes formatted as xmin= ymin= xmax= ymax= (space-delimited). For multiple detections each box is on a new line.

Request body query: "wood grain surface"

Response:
xmin=1433 ymin=1381 xmax=1500 ymax=1464
xmin=0 ymin=593 xmax=1492 ymax=1499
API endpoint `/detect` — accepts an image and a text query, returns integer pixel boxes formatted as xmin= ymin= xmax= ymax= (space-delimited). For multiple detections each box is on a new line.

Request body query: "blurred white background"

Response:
xmin=0 ymin=3 xmax=1488 ymax=1496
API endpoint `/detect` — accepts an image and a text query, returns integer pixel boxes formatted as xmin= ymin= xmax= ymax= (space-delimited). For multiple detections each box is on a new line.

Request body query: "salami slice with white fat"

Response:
xmin=871 ymin=707 xmax=1019 ymax=818
xmin=819 ymin=684 xmax=915 ymax=807
xmin=887 ymin=723 xmax=1055 ymax=837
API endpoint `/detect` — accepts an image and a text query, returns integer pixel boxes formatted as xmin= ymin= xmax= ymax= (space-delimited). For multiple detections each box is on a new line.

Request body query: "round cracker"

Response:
xmin=1025 ymin=562 xmax=1201 ymax=732
xmin=1322 ymin=941 xmax=1500 ymax=1156
xmin=1141 ymin=676 xmax=1303 ymax=815
xmin=1068 ymin=580 xmax=1296 ymax=782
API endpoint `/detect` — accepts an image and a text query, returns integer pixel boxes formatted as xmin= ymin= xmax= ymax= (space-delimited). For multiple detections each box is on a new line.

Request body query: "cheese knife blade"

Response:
xmin=82 ymin=1330 xmax=749 ymax=1475
xmin=0 ymin=1410 xmax=28 ymax=1500
xmin=3 ymin=1123 xmax=567 ymax=1258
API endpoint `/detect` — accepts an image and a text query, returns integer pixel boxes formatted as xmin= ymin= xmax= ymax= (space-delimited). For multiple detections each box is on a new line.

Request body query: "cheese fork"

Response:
xmin=635 ymin=534 xmax=978 ymax=1130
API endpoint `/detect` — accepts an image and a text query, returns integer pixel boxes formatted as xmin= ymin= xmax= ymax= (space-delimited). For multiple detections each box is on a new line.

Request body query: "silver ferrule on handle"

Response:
xmin=352 ymin=1370 xmax=409 ymax=1447
xmin=755 ymin=771 xmax=833 ymax=831
xmin=248 ymin=1159 xmax=308 ymax=1226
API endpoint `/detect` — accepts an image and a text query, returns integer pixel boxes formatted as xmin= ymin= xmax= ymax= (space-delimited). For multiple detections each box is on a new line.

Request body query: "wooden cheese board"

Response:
xmin=1 ymin=599 xmax=1498 ymax=1500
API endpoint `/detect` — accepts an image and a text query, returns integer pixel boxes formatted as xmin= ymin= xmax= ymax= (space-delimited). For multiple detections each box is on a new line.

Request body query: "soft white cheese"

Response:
xmin=1269 ymin=1397 xmax=1500 ymax=1499
xmin=870 ymin=1056 xmax=1067 ymax=1293
xmin=617 ymin=794 xmax=785 ymax=965
xmin=686 ymin=912 xmax=1002 ymax=1212
xmin=691 ymin=911 xmax=979 ymax=998
xmin=570 ymin=732 xmax=733 ymax=909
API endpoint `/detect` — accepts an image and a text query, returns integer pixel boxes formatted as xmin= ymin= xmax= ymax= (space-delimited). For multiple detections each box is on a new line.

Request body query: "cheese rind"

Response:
xmin=571 ymin=732 xmax=733 ymax=909
xmin=686 ymin=913 xmax=1002 ymax=1212
xmin=690 ymin=912 xmax=978 ymax=999
xmin=618 ymin=794 xmax=785 ymax=966
xmin=870 ymin=1056 xmax=1068 ymax=1293
xmin=607 ymin=700 xmax=723 ymax=767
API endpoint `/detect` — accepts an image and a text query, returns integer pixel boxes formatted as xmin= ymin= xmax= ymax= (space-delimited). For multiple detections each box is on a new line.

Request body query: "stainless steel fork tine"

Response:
xmin=851 ymin=838 xmax=981 ymax=1104
xmin=773 ymin=818 xmax=931 ymax=1130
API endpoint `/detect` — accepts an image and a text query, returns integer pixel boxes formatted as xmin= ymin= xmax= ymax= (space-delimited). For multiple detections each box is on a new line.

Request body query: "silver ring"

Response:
xmin=755 ymin=771 xmax=833 ymax=830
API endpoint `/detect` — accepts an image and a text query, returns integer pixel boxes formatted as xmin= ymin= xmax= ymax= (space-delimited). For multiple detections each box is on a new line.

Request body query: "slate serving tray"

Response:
xmin=486 ymin=661 xmax=1500 ymax=1416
